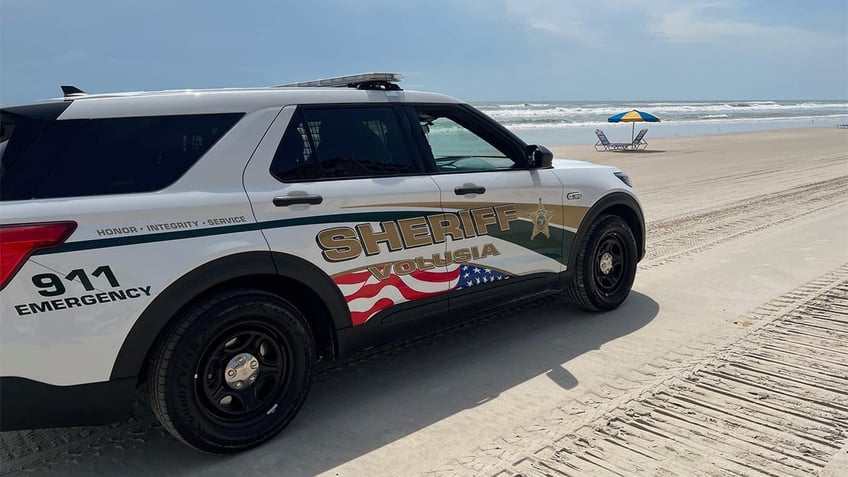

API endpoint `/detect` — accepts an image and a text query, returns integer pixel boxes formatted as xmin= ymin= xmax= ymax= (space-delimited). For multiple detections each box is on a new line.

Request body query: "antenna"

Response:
xmin=61 ymin=85 xmax=86 ymax=98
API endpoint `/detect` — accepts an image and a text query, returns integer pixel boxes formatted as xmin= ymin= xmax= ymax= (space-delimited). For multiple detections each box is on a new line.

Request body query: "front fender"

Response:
xmin=567 ymin=192 xmax=645 ymax=274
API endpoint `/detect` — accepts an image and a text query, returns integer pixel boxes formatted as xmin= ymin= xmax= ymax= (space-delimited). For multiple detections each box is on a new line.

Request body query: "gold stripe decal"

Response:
xmin=343 ymin=201 xmax=588 ymax=229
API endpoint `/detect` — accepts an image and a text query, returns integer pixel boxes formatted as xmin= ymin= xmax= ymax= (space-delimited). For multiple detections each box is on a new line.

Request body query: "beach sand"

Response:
xmin=550 ymin=127 xmax=848 ymax=221
xmin=1 ymin=128 xmax=846 ymax=476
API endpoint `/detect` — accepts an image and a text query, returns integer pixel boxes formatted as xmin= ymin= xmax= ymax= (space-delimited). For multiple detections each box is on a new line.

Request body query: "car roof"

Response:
xmin=10 ymin=86 xmax=459 ymax=119
xmin=3 ymin=89 xmax=462 ymax=120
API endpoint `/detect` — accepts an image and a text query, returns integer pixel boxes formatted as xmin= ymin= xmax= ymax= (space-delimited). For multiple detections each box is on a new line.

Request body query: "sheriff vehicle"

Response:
xmin=0 ymin=73 xmax=644 ymax=453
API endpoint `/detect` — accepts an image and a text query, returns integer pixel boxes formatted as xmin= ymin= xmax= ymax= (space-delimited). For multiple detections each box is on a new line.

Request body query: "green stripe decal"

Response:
xmin=33 ymin=223 xmax=260 ymax=255
xmin=487 ymin=221 xmax=573 ymax=265
xmin=32 ymin=210 xmax=573 ymax=264
xmin=33 ymin=211 xmax=444 ymax=256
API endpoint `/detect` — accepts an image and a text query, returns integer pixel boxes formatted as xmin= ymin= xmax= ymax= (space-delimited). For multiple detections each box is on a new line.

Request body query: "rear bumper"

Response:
xmin=0 ymin=376 xmax=137 ymax=431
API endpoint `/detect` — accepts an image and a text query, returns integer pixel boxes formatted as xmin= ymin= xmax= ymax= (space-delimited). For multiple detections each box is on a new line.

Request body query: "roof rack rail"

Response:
xmin=276 ymin=73 xmax=403 ymax=91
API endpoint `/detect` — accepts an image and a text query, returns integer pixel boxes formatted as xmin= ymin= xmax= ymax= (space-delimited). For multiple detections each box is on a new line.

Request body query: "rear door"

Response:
xmin=243 ymin=104 xmax=452 ymax=328
xmin=406 ymin=104 xmax=566 ymax=307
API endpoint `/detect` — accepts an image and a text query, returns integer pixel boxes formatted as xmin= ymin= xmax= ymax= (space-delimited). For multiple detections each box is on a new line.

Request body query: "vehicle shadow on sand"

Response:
xmin=5 ymin=291 xmax=658 ymax=477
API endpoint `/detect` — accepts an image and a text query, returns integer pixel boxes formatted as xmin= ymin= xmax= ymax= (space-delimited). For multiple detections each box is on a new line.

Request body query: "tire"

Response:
xmin=566 ymin=214 xmax=638 ymax=311
xmin=147 ymin=289 xmax=315 ymax=453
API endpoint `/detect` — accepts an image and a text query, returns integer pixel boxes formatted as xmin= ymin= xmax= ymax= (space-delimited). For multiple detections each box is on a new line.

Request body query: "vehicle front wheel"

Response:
xmin=567 ymin=215 xmax=638 ymax=311
xmin=147 ymin=289 xmax=314 ymax=453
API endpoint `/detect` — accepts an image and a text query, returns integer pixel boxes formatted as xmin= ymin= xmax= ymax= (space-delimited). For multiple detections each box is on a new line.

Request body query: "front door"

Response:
xmin=407 ymin=104 xmax=566 ymax=305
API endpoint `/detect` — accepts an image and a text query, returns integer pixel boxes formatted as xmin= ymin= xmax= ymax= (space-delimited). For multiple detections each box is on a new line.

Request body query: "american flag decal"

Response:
xmin=455 ymin=265 xmax=512 ymax=290
xmin=333 ymin=265 xmax=461 ymax=326
xmin=333 ymin=263 xmax=514 ymax=325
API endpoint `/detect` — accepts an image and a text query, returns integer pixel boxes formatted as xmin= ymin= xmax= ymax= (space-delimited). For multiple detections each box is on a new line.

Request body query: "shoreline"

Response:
xmin=512 ymin=118 xmax=848 ymax=147
xmin=548 ymin=125 xmax=846 ymax=157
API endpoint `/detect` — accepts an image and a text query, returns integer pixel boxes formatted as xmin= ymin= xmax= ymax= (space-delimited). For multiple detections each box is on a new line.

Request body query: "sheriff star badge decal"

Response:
xmin=529 ymin=198 xmax=554 ymax=240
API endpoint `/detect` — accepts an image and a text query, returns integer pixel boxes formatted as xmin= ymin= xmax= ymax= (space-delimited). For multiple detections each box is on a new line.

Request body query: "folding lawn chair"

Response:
xmin=594 ymin=129 xmax=630 ymax=151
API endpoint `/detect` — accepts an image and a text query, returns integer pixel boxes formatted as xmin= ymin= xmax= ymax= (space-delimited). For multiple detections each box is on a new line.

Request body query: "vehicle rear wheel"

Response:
xmin=566 ymin=215 xmax=638 ymax=311
xmin=147 ymin=289 xmax=314 ymax=453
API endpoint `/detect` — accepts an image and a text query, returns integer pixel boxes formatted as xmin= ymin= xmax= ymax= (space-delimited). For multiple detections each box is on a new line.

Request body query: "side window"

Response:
xmin=270 ymin=107 xmax=421 ymax=181
xmin=270 ymin=111 xmax=319 ymax=181
xmin=414 ymin=106 xmax=519 ymax=172
xmin=0 ymin=112 xmax=243 ymax=200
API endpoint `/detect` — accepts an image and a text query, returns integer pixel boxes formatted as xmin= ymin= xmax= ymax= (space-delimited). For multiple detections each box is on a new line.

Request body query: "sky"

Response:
xmin=1 ymin=0 xmax=846 ymax=103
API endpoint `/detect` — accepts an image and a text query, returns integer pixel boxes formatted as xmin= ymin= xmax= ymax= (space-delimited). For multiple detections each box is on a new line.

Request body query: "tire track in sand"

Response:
xmin=428 ymin=266 xmax=848 ymax=476
xmin=641 ymin=176 xmax=848 ymax=269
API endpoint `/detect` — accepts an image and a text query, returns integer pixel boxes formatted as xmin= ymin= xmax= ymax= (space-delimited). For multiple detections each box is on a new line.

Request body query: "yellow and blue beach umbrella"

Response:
xmin=608 ymin=109 xmax=661 ymax=140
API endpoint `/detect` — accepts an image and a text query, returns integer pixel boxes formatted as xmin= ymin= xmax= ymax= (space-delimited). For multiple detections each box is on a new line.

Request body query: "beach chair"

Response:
xmin=632 ymin=128 xmax=649 ymax=150
xmin=594 ymin=129 xmax=630 ymax=151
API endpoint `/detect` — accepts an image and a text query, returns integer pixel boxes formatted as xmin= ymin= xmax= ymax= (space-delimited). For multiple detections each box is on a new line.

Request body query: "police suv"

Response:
xmin=0 ymin=73 xmax=644 ymax=453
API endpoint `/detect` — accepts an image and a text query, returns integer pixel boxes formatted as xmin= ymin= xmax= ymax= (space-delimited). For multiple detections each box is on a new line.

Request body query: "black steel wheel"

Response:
xmin=593 ymin=232 xmax=627 ymax=295
xmin=567 ymin=215 xmax=638 ymax=311
xmin=196 ymin=322 xmax=291 ymax=423
xmin=148 ymin=289 xmax=314 ymax=453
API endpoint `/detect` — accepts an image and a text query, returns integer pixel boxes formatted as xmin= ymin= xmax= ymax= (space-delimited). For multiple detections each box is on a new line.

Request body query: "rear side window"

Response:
xmin=270 ymin=107 xmax=421 ymax=182
xmin=0 ymin=112 xmax=242 ymax=200
xmin=270 ymin=112 xmax=320 ymax=181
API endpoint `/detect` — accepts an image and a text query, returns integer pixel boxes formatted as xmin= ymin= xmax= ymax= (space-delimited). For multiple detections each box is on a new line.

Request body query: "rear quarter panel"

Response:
xmin=0 ymin=107 xmax=280 ymax=386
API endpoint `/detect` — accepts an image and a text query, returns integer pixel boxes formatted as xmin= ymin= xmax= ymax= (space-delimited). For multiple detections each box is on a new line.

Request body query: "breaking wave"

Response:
xmin=470 ymin=100 xmax=848 ymax=130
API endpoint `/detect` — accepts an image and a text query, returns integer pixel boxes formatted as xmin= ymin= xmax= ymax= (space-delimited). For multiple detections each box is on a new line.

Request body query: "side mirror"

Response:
xmin=526 ymin=145 xmax=553 ymax=168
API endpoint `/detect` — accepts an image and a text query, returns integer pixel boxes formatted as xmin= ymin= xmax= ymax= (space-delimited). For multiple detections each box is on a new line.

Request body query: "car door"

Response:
xmin=243 ymin=104 xmax=452 ymax=329
xmin=406 ymin=104 xmax=566 ymax=307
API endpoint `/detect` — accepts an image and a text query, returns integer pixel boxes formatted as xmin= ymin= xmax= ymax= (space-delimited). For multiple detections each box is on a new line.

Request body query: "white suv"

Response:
xmin=0 ymin=73 xmax=644 ymax=453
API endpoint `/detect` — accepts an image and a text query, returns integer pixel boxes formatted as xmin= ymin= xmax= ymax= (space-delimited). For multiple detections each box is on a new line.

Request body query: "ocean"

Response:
xmin=470 ymin=100 xmax=848 ymax=146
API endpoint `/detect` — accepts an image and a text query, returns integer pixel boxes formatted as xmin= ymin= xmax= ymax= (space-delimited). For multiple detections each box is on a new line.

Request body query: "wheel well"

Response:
xmin=602 ymin=204 xmax=645 ymax=260
xmin=137 ymin=274 xmax=337 ymax=386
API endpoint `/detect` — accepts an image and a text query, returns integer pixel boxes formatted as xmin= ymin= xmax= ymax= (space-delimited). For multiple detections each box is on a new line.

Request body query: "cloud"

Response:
xmin=644 ymin=1 xmax=844 ymax=52
xmin=463 ymin=0 xmax=607 ymax=47
xmin=504 ymin=0 xmax=600 ymax=43
xmin=472 ymin=0 xmax=844 ymax=53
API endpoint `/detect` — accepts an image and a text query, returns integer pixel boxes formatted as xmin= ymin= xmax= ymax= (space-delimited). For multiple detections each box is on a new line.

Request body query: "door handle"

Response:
xmin=273 ymin=195 xmax=323 ymax=207
xmin=454 ymin=185 xmax=486 ymax=195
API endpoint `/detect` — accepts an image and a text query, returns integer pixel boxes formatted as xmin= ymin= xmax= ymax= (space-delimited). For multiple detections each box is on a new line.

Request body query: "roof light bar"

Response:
xmin=277 ymin=73 xmax=403 ymax=88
